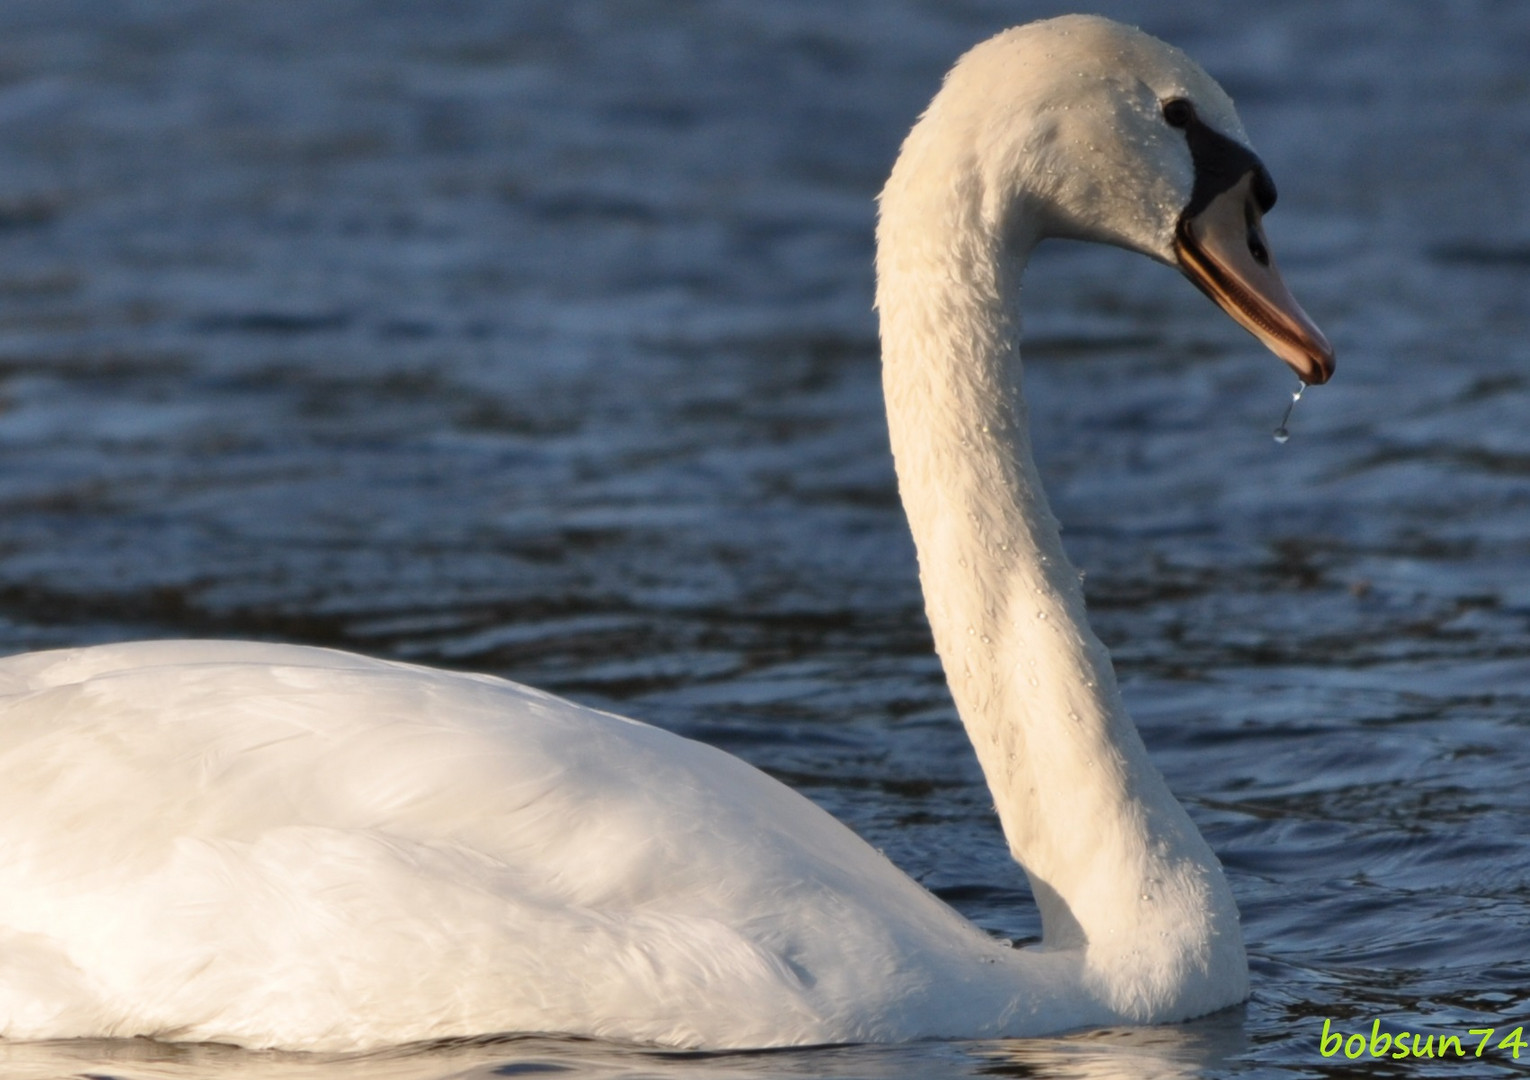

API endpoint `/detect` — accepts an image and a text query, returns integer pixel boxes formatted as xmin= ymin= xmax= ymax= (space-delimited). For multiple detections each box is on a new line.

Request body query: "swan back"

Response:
xmin=0 ymin=641 xmax=1037 ymax=1048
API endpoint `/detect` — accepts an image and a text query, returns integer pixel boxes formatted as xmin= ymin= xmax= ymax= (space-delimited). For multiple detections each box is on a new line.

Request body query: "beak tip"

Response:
xmin=1293 ymin=336 xmax=1335 ymax=386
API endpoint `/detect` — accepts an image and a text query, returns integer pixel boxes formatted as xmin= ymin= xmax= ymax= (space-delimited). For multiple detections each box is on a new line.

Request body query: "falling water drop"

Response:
xmin=1273 ymin=381 xmax=1308 ymax=444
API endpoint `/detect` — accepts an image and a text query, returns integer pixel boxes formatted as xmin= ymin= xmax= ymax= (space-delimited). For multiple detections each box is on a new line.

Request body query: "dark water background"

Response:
xmin=0 ymin=1 xmax=1526 ymax=1077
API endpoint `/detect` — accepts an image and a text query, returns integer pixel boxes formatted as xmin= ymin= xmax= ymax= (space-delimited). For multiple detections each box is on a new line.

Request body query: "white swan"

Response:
xmin=0 ymin=16 xmax=1333 ymax=1052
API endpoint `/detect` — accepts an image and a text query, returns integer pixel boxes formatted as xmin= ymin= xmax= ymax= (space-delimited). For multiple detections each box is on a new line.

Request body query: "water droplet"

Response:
xmin=1036 ymin=611 xmax=1048 ymax=620
xmin=980 ymin=635 xmax=990 ymax=644
xmin=1028 ymin=677 xmax=1039 ymax=687
xmin=1273 ymin=379 xmax=1308 ymax=444
xmin=967 ymin=626 xmax=975 ymax=636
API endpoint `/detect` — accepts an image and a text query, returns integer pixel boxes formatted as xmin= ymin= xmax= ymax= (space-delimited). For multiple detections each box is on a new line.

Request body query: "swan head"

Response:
xmin=916 ymin=15 xmax=1334 ymax=383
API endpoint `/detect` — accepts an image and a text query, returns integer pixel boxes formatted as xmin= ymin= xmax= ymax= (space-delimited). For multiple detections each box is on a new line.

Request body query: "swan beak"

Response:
xmin=1175 ymin=175 xmax=1335 ymax=385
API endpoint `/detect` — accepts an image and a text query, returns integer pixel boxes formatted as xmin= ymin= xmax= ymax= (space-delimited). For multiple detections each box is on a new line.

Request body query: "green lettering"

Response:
xmin=1499 ymin=1027 xmax=1526 ymax=1059
xmin=1345 ymin=1033 xmax=1366 ymax=1059
xmin=1320 ymin=1018 xmax=1342 ymax=1057
xmin=1470 ymin=1028 xmax=1495 ymax=1056
xmin=1439 ymin=1035 xmax=1464 ymax=1058
xmin=1368 ymin=1019 xmax=1392 ymax=1057
xmin=1413 ymin=1034 xmax=1435 ymax=1058
xmin=1392 ymin=1033 xmax=1412 ymax=1059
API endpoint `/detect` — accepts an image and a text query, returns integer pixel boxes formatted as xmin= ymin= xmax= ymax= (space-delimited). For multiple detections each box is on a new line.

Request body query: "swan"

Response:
xmin=0 ymin=15 xmax=1333 ymax=1052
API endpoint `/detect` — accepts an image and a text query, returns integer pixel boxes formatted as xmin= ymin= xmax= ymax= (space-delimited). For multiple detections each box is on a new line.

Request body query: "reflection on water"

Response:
xmin=0 ymin=1 xmax=1526 ymax=1078
xmin=0 ymin=1021 xmax=1251 ymax=1080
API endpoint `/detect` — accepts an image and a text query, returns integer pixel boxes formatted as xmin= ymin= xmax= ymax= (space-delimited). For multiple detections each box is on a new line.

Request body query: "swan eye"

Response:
xmin=1162 ymin=98 xmax=1194 ymax=128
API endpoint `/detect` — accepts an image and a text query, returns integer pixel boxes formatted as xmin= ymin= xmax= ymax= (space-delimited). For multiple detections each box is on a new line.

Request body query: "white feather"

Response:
xmin=0 ymin=16 xmax=1259 ymax=1050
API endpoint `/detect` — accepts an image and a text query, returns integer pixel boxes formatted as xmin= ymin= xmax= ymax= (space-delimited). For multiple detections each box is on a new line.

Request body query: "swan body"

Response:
xmin=0 ymin=640 xmax=1086 ymax=1049
xmin=0 ymin=16 xmax=1333 ymax=1051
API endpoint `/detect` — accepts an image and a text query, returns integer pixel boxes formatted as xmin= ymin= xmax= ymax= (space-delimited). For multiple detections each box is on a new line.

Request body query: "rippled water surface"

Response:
xmin=0 ymin=1 xmax=1527 ymax=1077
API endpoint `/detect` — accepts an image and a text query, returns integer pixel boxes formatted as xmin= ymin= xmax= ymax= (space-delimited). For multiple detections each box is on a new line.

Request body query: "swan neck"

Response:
xmin=875 ymin=146 xmax=1244 ymax=1017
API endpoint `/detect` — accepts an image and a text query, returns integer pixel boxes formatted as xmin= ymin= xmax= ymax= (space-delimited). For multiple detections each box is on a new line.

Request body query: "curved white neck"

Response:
xmin=876 ymin=118 xmax=1245 ymax=1018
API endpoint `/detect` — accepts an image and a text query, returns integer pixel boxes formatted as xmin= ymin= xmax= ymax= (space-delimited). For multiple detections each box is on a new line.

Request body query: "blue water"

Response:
xmin=0 ymin=1 xmax=1527 ymax=1077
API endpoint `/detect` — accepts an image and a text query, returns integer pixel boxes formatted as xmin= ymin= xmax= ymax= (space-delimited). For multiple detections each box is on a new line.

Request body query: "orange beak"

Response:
xmin=1175 ymin=174 xmax=1335 ymax=385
